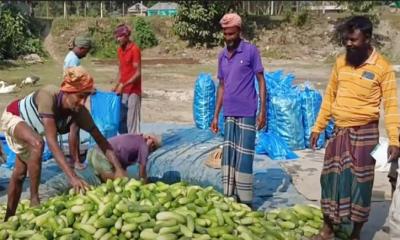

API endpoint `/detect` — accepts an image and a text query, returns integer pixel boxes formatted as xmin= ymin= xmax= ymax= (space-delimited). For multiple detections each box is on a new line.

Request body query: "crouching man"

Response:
xmin=86 ymin=133 xmax=160 ymax=183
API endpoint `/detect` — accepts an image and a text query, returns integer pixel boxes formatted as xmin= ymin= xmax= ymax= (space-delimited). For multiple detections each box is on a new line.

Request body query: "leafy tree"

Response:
xmin=173 ymin=0 xmax=241 ymax=47
xmin=133 ymin=17 xmax=158 ymax=49
xmin=0 ymin=2 xmax=43 ymax=60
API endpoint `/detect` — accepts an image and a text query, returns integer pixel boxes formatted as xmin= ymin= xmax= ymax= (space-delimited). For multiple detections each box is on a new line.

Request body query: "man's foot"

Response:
xmin=311 ymin=224 xmax=335 ymax=240
xmin=311 ymin=233 xmax=335 ymax=240
xmin=74 ymin=162 xmax=86 ymax=170
xmin=30 ymin=197 xmax=40 ymax=207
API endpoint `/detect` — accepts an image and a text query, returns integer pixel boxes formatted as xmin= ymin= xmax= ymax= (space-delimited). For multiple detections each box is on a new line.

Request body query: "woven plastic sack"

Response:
xmin=90 ymin=91 xmax=121 ymax=143
xmin=300 ymin=83 xmax=325 ymax=149
xmin=326 ymin=119 xmax=335 ymax=139
xmin=193 ymin=73 xmax=216 ymax=129
xmin=255 ymin=132 xmax=298 ymax=160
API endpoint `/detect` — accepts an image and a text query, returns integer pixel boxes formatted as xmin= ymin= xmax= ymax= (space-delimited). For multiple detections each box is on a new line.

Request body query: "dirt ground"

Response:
xmin=0 ymin=56 xmax=333 ymax=122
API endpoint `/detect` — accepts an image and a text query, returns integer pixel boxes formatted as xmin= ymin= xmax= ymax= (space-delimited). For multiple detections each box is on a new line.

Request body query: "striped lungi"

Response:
xmin=320 ymin=121 xmax=379 ymax=224
xmin=222 ymin=117 xmax=256 ymax=204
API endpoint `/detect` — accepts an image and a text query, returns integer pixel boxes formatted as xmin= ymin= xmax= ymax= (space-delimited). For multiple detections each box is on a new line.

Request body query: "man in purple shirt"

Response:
xmin=86 ymin=134 xmax=160 ymax=183
xmin=211 ymin=13 xmax=266 ymax=206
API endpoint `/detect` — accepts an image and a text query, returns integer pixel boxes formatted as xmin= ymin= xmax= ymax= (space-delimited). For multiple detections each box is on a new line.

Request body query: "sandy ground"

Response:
xmin=0 ymin=57 xmax=399 ymax=239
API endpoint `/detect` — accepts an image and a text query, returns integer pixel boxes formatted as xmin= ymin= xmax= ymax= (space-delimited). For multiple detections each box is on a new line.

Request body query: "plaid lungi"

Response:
xmin=222 ymin=117 xmax=256 ymax=204
xmin=320 ymin=122 xmax=379 ymax=223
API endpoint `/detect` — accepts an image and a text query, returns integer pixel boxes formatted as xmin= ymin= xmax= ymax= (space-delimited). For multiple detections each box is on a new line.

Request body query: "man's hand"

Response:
xmin=310 ymin=132 xmax=320 ymax=151
xmin=256 ymin=112 xmax=266 ymax=131
xmin=113 ymin=83 xmax=124 ymax=95
xmin=69 ymin=175 xmax=89 ymax=193
xmin=210 ymin=117 xmax=219 ymax=134
xmin=388 ymin=145 xmax=399 ymax=162
xmin=114 ymin=168 xmax=127 ymax=179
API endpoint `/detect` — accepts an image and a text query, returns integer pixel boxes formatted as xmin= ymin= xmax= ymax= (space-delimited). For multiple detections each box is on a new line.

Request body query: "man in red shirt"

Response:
xmin=113 ymin=24 xmax=142 ymax=134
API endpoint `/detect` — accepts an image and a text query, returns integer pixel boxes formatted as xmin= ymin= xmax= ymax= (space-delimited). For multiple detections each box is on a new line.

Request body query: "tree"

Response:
xmin=0 ymin=2 xmax=43 ymax=59
xmin=173 ymin=0 xmax=241 ymax=47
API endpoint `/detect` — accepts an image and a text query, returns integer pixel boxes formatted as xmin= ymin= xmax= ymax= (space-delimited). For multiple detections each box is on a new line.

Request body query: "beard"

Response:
xmin=345 ymin=44 xmax=370 ymax=67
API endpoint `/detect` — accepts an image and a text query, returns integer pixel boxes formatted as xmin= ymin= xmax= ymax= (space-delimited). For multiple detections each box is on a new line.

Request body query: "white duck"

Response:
xmin=0 ymin=81 xmax=16 ymax=94
xmin=20 ymin=76 xmax=40 ymax=87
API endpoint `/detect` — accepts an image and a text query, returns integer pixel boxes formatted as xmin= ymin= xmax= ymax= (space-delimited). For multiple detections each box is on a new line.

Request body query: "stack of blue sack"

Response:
xmin=193 ymin=73 xmax=216 ymax=130
xmin=300 ymin=82 xmax=325 ymax=149
xmin=266 ymin=70 xmax=305 ymax=150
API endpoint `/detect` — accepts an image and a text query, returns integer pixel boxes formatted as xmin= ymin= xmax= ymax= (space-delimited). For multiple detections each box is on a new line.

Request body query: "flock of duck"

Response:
xmin=0 ymin=76 xmax=40 ymax=94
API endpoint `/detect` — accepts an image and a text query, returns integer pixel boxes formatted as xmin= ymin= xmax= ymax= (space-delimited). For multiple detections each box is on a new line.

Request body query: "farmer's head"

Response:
xmin=114 ymin=24 xmax=131 ymax=47
xmin=61 ymin=66 xmax=94 ymax=112
xmin=71 ymin=35 xmax=92 ymax=59
xmin=341 ymin=16 xmax=373 ymax=67
xmin=143 ymin=134 xmax=161 ymax=152
xmin=220 ymin=13 xmax=242 ymax=49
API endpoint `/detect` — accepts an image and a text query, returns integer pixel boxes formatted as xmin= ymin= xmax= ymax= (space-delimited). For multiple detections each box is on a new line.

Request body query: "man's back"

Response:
xmin=108 ymin=134 xmax=148 ymax=169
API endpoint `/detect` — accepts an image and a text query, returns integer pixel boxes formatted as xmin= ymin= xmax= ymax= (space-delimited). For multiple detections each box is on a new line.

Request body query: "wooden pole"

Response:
xmin=84 ymin=1 xmax=87 ymax=17
xmin=122 ymin=1 xmax=125 ymax=16
xmin=100 ymin=1 xmax=103 ymax=18
xmin=46 ymin=1 xmax=49 ymax=18
xmin=64 ymin=1 xmax=67 ymax=18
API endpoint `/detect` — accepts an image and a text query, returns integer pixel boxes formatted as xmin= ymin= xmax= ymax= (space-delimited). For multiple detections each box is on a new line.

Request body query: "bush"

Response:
xmin=88 ymin=17 xmax=158 ymax=58
xmin=133 ymin=17 xmax=158 ymax=49
xmin=0 ymin=3 xmax=43 ymax=60
xmin=88 ymin=18 xmax=120 ymax=58
xmin=173 ymin=1 xmax=241 ymax=47
xmin=294 ymin=11 xmax=309 ymax=27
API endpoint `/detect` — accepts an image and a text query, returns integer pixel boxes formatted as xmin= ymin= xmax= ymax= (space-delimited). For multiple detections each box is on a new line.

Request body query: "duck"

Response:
xmin=0 ymin=81 xmax=16 ymax=94
xmin=20 ymin=76 xmax=40 ymax=87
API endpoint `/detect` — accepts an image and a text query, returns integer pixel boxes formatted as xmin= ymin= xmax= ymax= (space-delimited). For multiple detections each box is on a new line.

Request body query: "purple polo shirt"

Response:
xmin=218 ymin=40 xmax=264 ymax=117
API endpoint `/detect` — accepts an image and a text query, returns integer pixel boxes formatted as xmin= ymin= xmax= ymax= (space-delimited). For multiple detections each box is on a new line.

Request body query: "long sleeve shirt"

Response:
xmin=313 ymin=49 xmax=400 ymax=146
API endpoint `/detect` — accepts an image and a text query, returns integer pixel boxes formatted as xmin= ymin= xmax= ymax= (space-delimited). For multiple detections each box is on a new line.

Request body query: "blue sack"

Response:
xmin=193 ymin=73 xmax=216 ymax=130
xmin=300 ymin=84 xmax=325 ymax=149
xmin=90 ymin=91 xmax=121 ymax=142
xmin=255 ymin=132 xmax=298 ymax=160
xmin=325 ymin=118 xmax=335 ymax=139
xmin=1 ymin=134 xmax=16 ymax=168
xmin=266 ymin=70 xmax=304 ymax=150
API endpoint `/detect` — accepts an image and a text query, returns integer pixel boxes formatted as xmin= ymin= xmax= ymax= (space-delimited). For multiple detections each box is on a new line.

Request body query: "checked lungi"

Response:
xmin=222 ymin=117 xmax=256 ymax=204
xmin=320 ymin=121 xmax=379 ymax=224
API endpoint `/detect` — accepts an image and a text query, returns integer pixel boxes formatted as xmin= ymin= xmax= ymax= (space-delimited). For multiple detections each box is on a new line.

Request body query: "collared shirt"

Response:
xmin=117 ymin=42 xmax=142 ymax=95
xmin=217 ymin=39 xmax=264 ymax=117
xmin=313 ymin=49 xmax=400 ymax=146
xmin=63 ymin=51 xmax=80 ymax=70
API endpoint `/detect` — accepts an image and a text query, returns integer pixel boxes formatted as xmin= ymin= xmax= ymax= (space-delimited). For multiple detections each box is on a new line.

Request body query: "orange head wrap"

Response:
xmin=61 ymin=66 xmax=94 ymax=93
xmin=220 ymin=13 xmax=242 ymax=29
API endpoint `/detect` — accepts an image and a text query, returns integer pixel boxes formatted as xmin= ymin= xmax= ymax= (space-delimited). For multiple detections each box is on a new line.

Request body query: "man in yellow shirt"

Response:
xmin=310 ymin=16 xmax=399 ymax=240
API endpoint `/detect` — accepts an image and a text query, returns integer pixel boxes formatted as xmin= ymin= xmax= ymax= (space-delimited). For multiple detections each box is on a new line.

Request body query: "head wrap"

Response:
xmin=220 ymin=13 xmax=242 ymax=29
xmin=74 ymin=35 xmax=92 ymax=49
xmin=68 ymin=35 xmax=92 ymax=50
xmin=61 ymin=66 xmax=94 ymax=93
xmin=114 ymin=24 xmax=131 ymax=38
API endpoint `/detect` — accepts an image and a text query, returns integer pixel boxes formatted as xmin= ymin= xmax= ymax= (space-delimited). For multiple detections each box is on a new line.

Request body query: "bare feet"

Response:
xmin=30 ymin=197 xmax=40 ymax=207
xmin=74 ymin=162 xmax=86 ymax=170
xmin=312 ymin=224 xmax=335 ymax=240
